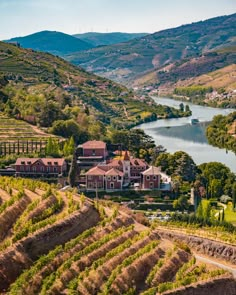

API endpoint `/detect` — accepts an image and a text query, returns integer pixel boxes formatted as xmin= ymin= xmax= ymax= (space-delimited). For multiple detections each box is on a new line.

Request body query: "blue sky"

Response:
xmin=0 ymin=0 xmax=235 ymax=39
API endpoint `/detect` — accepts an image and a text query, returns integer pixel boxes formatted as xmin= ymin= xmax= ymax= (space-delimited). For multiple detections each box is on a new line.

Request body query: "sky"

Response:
xmin=0 ymin=0 xmax=235 ymax=40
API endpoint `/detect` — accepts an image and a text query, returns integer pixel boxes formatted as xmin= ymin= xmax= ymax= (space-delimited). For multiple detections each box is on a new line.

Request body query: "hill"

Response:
xmin=0 ymin=41 xmax=186 ymax=130
xmin=0 ymin=177 xmax=235 ymax=294
xmin=5 ymin=31 xmax=94 ymax=56
xmin=73 ymin=32 xmax=148 ymax=46
xmin=66 ymin=13 xmax=236 ymax=85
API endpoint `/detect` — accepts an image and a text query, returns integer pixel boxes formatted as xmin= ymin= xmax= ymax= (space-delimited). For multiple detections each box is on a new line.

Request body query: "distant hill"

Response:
xmin=133 ymin=48 xmax=236 ymax=87
xmin=73 ymin=32 xmax=148 ymax=46
xmin=5 ymin=31 xmax=94 ymax=56
xmin=66 ymin=13 xmax=236 ymax=85
xmin=0 ymin=41 xmax=181 ymax=129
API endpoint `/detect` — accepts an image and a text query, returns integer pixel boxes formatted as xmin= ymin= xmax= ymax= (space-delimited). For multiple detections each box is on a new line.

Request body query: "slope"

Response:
xmin=0 ymin=41 xmax=185 ymax=130
xmin=5 ymin=31 xmax=94 ymax=56
xmin=73 ymin=32 xmax=148 ymax=46
xmin=66 ymin=13 xmax=236 ymax=85
xmin=0 ymin=177 xmax=235 ymax=294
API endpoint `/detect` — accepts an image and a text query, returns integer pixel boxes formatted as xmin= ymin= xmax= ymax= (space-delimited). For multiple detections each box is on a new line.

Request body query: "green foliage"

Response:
xmin=206 ymin=112 xmax=236 ymax=154
xmin=0 ymin=190 xmax=24 ymax=214
xmin=174 ymin=86 xmax=213 ymax=97
xmin=68 ymin=150 xmax=77 ymax=187
xmin=50 ymin=119 xmax=89 ymax=143
xmin=156 ymin=151 xmax=197 ymax=182
xmin=198 ymin=161 xmax=235 ymax=198
xmin=173 ymin=195 xmax=190 ymax=210
xmin=45 ymin=137 xmax=60 ymax=157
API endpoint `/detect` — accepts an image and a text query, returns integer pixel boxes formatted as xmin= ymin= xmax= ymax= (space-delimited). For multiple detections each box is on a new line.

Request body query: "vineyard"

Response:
xmin=0 ymin=116 xmax=59 ymax=155
xmin=0 ymin=177 xmax=235 ymax=294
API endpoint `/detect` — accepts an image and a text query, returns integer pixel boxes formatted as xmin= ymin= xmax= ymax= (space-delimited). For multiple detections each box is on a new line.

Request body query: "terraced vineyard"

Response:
xmin=0 ymin=115 xmax=59 ymax=155
xmin=0 ymin=177 xmax=235 ymax=294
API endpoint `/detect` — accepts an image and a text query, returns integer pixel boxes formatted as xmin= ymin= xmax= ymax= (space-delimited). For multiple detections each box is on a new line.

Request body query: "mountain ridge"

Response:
xmin=65 ymin=13 xmax=236 ymax=85
xmin=5 ymin=30 xmax=94 ymax=56
xmin=73 ymin=32 xmax=148 ymax=46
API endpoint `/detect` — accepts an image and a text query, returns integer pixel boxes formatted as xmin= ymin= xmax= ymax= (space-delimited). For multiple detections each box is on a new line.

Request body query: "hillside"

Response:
xmin=74 ymin=32 xmax=148 ymax=46
xmin=5 ymin=31 xmax=94 ymax=56
xmin=66 ymin=13 xmax=236 ymax=85
xmin=0 ymin=41 xmax=184 ymax=130
xmin=0 ymin=177 xmax=235 ymax=294
xmin=133 ymin=49 xmax=236 ymax=87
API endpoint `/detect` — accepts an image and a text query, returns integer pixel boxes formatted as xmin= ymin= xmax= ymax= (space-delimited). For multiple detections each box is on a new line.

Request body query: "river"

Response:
xmin=137 ymin=97 xmax=236 ymax=173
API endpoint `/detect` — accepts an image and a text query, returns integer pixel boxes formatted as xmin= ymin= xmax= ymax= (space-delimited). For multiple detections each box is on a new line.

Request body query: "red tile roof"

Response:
xmin=142 ymin=166 xmax=161 ymax=175
xmin=107 ymin=158 xmax=147 ymax=168
xmin=15 ymin=158 xmax=66 ymax=166
xmin=105 ymin=168 xmax=124 ymax=177
xmin=85 ymin=166 xmax=106 ymax=176
xmin=82 ymin=140 xmax=106 ymax=149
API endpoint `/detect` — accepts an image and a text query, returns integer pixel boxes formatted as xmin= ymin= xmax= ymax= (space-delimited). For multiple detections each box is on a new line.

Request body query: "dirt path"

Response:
xmin=195 ymin=253 xmax=236 ymax=278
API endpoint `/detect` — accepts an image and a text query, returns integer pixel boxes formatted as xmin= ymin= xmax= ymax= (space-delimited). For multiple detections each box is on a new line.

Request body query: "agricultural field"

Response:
xmin=0 ymin=115 xmax=59 ymax=155
xmin=0 ymin=177 xmax=235 ymax=294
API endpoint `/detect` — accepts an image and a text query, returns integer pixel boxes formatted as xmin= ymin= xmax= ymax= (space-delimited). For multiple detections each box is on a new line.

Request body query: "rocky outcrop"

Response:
xmin=157 ymin=230 xmax=236 ymax=265
xmin=0 ymin=202 xmax=100 ymax=292
xmin=162 ymin=274 xmax=236 ymax=295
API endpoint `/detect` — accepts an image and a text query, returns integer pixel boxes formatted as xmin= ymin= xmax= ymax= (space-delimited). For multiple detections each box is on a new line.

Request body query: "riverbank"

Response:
xmin=137 ymin=97 xmax=236 ymax=173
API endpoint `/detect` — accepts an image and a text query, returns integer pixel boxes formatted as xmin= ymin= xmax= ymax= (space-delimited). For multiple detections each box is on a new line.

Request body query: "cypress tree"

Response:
xmin=68 ymin=150 xmax=77 ymax=187
xmin=232 ymin=182 xmax=236 ymax=211
xmin=221 ymin=209 xmax=225 ymax=221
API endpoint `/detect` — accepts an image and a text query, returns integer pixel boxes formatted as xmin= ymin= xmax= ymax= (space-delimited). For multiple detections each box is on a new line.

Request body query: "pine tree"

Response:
xmin=68 ymin=150 xmax=77 ymax=187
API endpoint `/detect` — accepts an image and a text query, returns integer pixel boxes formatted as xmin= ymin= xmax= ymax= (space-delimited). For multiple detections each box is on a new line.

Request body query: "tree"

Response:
xmin=173 ymin=195 xmax=189 ymax=210
xmin=38 ymin=101 xmax=64 ymax=127
xmin=232 ymin=182 xmax=236 ymax=211
xmin=45 ymin=138 xmax=60 ymax=157
xmin=50 ymin=119 xmax=89 ymax=143
xmin=68 ymin=150 xmax=77 ymax=187
xmin=221 ymin=208 xmax=225 ymax=221
xmin=185 ymin=105 xmax=190 ymax=112
xmin=179 ymin=103 xmax=184 ymax=112
xmin=63 ymin=136 xmax=75 ymax=156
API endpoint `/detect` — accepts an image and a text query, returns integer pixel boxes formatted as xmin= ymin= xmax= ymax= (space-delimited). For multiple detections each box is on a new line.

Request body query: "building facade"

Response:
xmin=15 ymin=158 xmax=67 ymax=178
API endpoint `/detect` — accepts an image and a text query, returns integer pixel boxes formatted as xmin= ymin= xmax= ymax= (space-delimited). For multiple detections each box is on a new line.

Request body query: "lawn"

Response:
xmin=224 ymin=203 xmax=236 ymax=225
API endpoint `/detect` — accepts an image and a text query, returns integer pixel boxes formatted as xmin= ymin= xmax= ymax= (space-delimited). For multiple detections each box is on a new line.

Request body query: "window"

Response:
xmin=46 ymin=167 xmax=50 ymax=172
xmin=47 ymin=162 xmax=52 ymax=165
xmin=97 ymin=182 xmax=103 ymax=188
xmin=149 ymin=182 xmax=154 ymax=188
xmin=107 ymin=176 xmax=111 ymax=181
xmin=54 ymin=162 xmax=58 ymax=165
xmin=37 ymin=162 xmax=40 ymax=165
xmin=54 ymin=167 xmax=58 ymax=173
xmin=20 ymin=166 xmax=24 ymax=171
xmin=21 ymin=161 xmax=25 ymax=164
xmin=27 ymin=161 xmax=31 ymax=165
xmin=113 ymin=176 xmax=116 ymax=181
xmin=153 ymin=176 xmax=157 ymax=180
xmin=41 ymin=167 xmax=44 ymax=172
xmin=110 ymin=182 xmax=114 ymax=189
xmin=88 ymin=175 xmax=92 ymax=180
xmin=92 ymin=149 xmax=96 ymax=156
xmin=88 ymin=182 xmax=93 ymax=188
xmin=146 ymin=176 xmax=150 ymax=180
xmin=32 ymin=166 xmax=36 ymax=172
